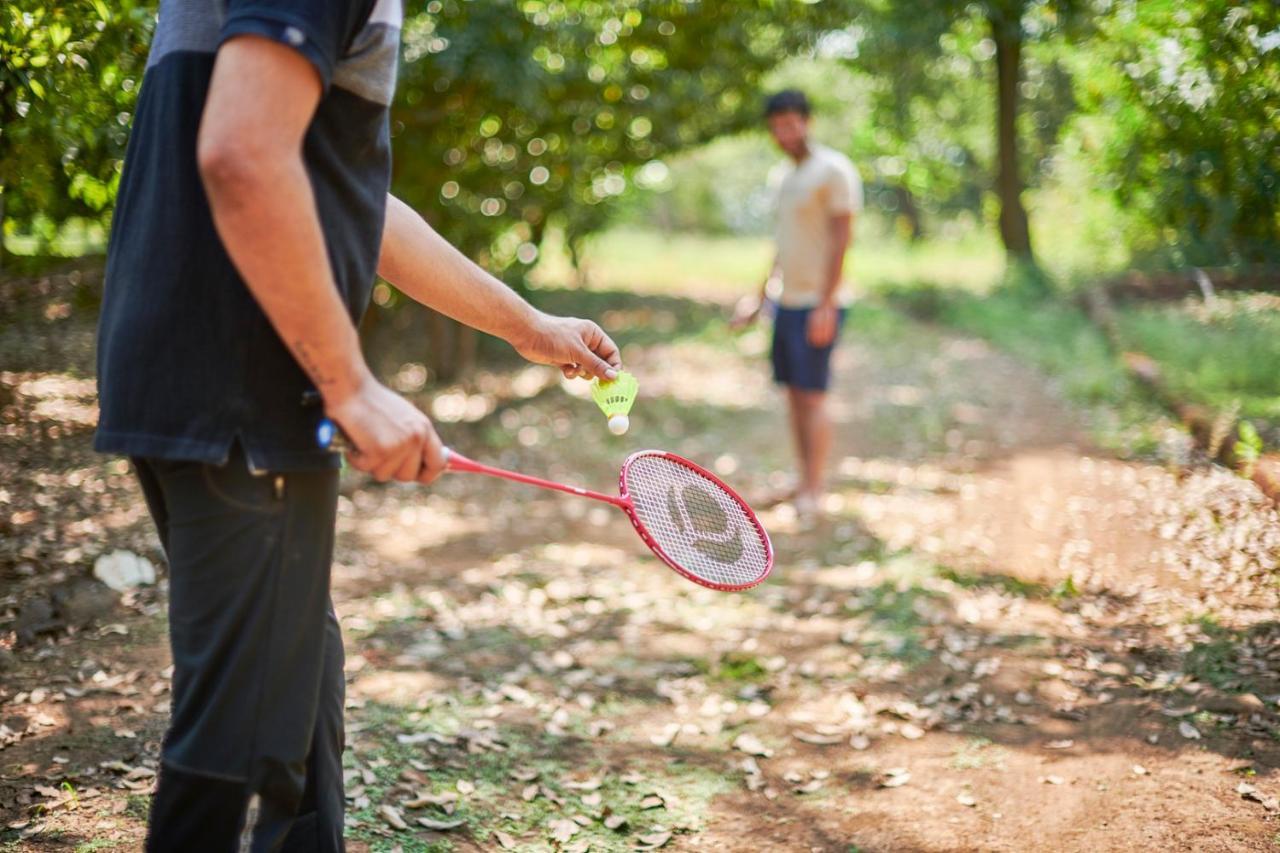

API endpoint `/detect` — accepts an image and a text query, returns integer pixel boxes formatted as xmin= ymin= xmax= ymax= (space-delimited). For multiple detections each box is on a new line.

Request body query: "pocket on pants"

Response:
xmin=200 ymin=449 xmax=285 ymax=515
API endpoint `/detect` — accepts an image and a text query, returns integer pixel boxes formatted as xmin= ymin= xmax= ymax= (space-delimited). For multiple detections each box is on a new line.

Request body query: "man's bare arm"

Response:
xmin=731 ymin=254 xmax=779 ymax=329
xmin=820 ymin=212 xmax=853 ymax=305
xmin=378 ymin=195 xmax=620 ymax=380
xmin=198 ymin=36 xmax=443 ymax=482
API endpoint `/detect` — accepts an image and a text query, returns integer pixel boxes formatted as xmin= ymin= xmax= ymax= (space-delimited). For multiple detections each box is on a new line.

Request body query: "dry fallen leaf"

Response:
xmin=549 ymin=818 xmax=578 ymax=843
xmin=640 ymin=794 xmax=665 ymax=810
xmin=793 ymin=730 xmax=844 ymax=745
xmin=521 ymin=784 xmax=539 ymax=802
xmin=565 ymin=777 xmax=603 ymax=791
xmin=900 ymin=723 xmax=925 ymax=740
xmin=402 ymin=790 xmax=458 ymax=810
xmin=1041 ymin=775 xmax=1065 ymax=786
xmin=957 ymin=792 xmax=977 ymax=807
xmin=637 ymin=830 xmax=673 ymax=848
xmin=732 ymin=733 xmax=773 ymax=758
xmin=510 ymin=767 xmax=540 ymax=782
xmin=379 ymin=804 xmax=409 ymax=831
xmin=650 ymin=723 xmax=680 ymax=748
xmin=604 ymin=813 xmax=628 ymax=831
xmin=1044 ymin=739 xmax=1075 ymax=750
xmin=793 ymin=778 xmax=824 ymax=794
xmin=1178 ymin=721 xmax=1201 ymax=740
xmin=494 ymin=829 xmax=518 ymax=849
xmin=879 ymin=768 xmax=911 ymax=788
xmin=456 ymin=779 xmax=476 ymax=795
xmin=1132 ymin=765 xmax=1148 ymax=776
xmin=417 ymin=816 xmax=465 ymax=831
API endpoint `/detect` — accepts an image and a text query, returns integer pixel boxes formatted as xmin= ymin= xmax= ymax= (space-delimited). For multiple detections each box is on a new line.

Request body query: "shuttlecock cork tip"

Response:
xmin=608 ymin=414 xmax=630 ymax=435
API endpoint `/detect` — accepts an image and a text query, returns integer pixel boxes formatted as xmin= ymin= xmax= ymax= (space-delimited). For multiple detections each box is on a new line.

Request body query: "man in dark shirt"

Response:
xmin=94 ymin=1 xmax=621 ymax=848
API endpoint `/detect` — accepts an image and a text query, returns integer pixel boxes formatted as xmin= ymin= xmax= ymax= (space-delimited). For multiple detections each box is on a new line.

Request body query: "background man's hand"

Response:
xmin=806 ymin=302 xmax=839 ymax=347
xmin=730 ymin=294 xmax=763 ymax=330
xmin=326 ymin=378 xmax=446 ymax=484
xmin=511 ymin=312 xmax=622 ymax=381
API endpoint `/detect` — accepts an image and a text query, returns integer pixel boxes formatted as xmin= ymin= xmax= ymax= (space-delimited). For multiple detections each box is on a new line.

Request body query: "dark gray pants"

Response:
xmin=133 ymin=444 xmax=345 ymax=851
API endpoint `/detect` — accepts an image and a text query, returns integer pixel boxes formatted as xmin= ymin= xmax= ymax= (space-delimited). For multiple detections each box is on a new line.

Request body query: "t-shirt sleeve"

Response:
xmin=825 ymin=157 xmax=864 ymax=217
xmin=220 ymin=0 xmax=373 ymax=89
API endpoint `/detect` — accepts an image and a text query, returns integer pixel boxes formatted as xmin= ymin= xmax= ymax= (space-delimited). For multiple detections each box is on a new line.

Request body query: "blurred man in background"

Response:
xmin=735 ymin=89 xmax=863 ymax=521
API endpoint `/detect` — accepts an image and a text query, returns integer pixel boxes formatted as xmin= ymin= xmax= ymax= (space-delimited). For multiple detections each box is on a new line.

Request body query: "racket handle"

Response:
xmin=316 ymin=418 xmax=453 ymax=466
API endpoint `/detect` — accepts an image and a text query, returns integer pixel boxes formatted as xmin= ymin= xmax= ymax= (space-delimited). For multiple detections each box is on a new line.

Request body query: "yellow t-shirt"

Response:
xmin=773 ymin=144 xmax=863 ymax=308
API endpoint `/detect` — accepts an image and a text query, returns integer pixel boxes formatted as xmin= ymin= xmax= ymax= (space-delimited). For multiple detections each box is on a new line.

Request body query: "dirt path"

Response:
xmin=2 ymin=285 xmax=1279 ymax=851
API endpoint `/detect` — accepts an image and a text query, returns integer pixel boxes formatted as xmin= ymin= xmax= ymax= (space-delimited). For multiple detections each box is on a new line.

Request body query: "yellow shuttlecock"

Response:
xmin=590 ymin=371 xmax=638 ymax=435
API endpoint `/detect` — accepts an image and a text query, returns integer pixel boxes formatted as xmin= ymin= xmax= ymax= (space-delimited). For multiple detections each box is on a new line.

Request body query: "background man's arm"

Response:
xmin=732 ymin=254 xmax=779 ymax=329
xmin=806 ymin=212 xmax=852 ymax=347
xmin=378 ymin=195 xmax=620 ymax=380
xmin=198 ymin=35 xmax=443 ymax=483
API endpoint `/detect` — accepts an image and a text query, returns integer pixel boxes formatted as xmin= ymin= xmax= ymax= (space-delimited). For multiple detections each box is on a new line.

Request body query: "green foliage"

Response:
xmin=0 ymin=1 xmax=154 ymax=255
xmin=1075 ymin=1 xmax=1280 ymax=265
xmin=1113 ymin=297 xmax=1280 ymax=422
xmin=391 ymin=0 xmax=845 ymax=277
xmin=1236 ymin=420 xmax=1264 ymax=473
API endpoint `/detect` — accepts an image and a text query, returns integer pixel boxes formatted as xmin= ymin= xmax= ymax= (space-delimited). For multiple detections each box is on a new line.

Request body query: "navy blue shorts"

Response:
xmin=770 ymin=305 xmax=847 ymax=391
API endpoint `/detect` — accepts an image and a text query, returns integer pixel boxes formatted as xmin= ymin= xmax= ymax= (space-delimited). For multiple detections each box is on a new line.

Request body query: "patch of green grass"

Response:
xmin=715 ymin=652 xmax=769 ymax=684
xmin=531 ymin=227 xmax=1003 ymax=299
xmin=1114 ymin=297 xmax=1280 ymax=425
xmin=915 ymin=289 xmax=1172 ymax=455
xmin=940 ymin=292 xmax=1129 ymax=406
xmin=841 ymin=557 xmax=945 ymax=667
xmin=75 ymin=841 xmax=119 ymax=853
xmin=1051 ymin=574 xmax=1081 ymax=601
xmin=937 ymin=566 xmax=1047 ymax=599
xmin=1183 ymin=616 xmax=1253 ymax=694
xmin=125 ymin=793 xmax=151 ymax=820
xmin=348 ymin=700 xmax=732 ymax=852
xmin=950 ymin=737 xmax=1006 ymax=770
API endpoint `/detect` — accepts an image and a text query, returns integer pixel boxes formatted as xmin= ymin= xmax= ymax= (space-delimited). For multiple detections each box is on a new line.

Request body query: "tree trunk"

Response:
xmin=895 ymin=185 xmax=924 ymax=242
xmin=0 ymin=186 xmax=7 ymax=275
xmin=991 ymin=10 xmax=1034 ymax=263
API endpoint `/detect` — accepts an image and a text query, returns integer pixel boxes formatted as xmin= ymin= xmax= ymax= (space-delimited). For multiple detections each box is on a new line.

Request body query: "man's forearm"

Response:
xmin=820 ymin=214 xmax=853 ymax=304
xmin=378 ymin=194 xmax=538 ymax=344
xmin=201 ymin=152 xmax=369 ymax=402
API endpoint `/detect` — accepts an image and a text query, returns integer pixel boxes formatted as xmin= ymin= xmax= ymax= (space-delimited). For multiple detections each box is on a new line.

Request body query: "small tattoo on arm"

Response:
xmin=294 ymin=340 xmax=334 ymax=386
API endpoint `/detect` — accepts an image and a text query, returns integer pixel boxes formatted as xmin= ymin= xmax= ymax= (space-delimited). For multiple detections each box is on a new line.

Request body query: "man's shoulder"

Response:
xmin=813 ymin=144 xmax=857 ymax=177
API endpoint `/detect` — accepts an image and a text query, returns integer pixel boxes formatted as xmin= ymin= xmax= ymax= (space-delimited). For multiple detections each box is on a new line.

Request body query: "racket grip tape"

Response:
xmin=316 ymin=418 xmax=452 ymax=465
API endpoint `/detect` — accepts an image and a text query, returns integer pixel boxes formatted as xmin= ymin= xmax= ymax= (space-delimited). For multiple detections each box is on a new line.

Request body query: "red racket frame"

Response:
xmin=318 ymin=420 xmax=773 ymax=591
xmin=444 ymin=447 xmax=774 ymax=592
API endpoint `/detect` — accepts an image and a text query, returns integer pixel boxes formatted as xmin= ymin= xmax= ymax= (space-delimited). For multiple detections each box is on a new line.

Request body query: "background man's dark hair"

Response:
xmin=764 ymin=89 xmax=811 ymax=118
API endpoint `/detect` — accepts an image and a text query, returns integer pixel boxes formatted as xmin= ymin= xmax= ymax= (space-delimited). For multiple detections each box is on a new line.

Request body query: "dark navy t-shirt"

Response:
xmin=95 ymin=0 xmax=402 ymax=471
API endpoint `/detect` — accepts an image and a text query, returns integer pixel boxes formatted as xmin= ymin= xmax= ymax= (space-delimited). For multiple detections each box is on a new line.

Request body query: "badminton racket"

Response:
xmin=317 ymin=419 xmax=772 ymax=591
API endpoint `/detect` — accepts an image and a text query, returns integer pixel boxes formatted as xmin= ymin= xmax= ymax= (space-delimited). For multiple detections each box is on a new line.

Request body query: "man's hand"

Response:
xmin=806 ymin=302 xmax=839 ymax=348
xmin=326 ymin=378 xmax=447 ymax=484
xmin=730 ymin=294 xmax=763 ymax=331
xmin=510 ymin=312 xmax=622 ymax=381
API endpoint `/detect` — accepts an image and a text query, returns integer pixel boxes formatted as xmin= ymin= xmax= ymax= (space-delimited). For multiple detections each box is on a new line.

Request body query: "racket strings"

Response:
xmin=624 ymin=454 xmax=770 ymax=588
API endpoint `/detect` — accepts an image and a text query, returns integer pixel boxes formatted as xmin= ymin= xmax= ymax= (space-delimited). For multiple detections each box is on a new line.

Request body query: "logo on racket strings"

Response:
xmin=665 ymin=484 xmax=744 ymax=564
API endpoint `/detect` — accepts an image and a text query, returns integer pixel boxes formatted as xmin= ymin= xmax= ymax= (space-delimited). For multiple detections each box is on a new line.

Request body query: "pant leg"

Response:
xmin=272 ymin=605 xmax=346 ymax=853
xmin=137 ymin=445 xmax=340 ymax=851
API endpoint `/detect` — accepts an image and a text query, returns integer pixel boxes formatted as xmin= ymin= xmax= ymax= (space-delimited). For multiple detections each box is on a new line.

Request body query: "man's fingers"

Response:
xmin=576 ymin=348 xmax=617 ymax=381
xmin=581 ymin=322 xmax=622 ymax=370
xmin=371 ymin=441 xmax=417 ymax=482
xmin=392 ymin=451 xmax=422 ymax=483
xmin=417 ymin=435 xmax=447 ymax=484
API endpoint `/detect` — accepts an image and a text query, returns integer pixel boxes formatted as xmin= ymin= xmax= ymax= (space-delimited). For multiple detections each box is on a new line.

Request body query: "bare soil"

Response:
xmin=2 ymin=278 xmax=1278 ymax=852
